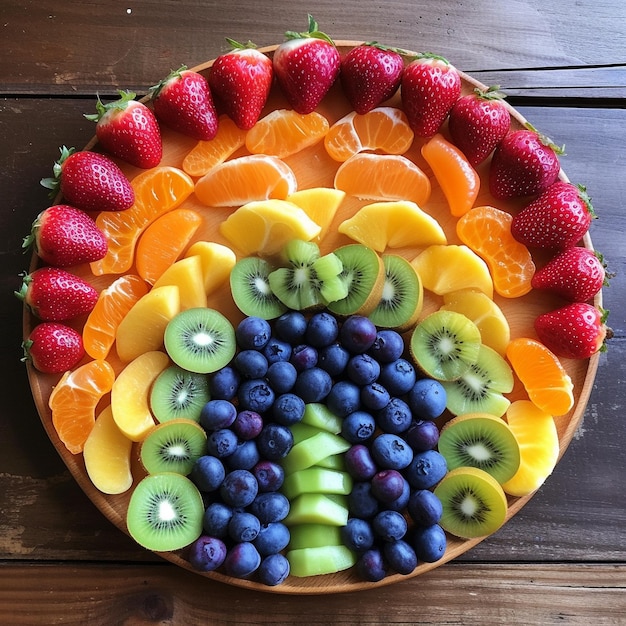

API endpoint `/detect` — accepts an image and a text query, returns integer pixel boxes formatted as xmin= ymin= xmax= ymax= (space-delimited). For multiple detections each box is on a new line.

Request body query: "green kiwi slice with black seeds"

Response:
xmin=150 ymin=365 xmax=210 ymax=423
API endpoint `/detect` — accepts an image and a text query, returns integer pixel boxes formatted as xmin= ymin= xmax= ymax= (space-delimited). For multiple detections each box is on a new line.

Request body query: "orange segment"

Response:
xmin=325 ymin=107 xmax=414 ymax=162
xmin=135 ymin=208 xmax=202 ymax=285
xmin=182 ymin=115 xmax=247 ymax=177
xmin=506 ymin=337 xmax=574 ymax=416
xmin=82 ymin=274 xmax=149 ymax=360
xmin=245 ymin=109 xmax=329 ymax=158
xmin=90 ymin=166 xmax=194 ymax=276
xmin=194 ymin=155 xmax=298 ymax=207
xmin=457 ymin=205 xmax=535 ymax=298
xmin=421 ymin=133 xmax=480 ymax=217
xmin=49 ymin=359 xmax=116 ymax=454
xmin=334 ymin=153 xmax=431 ymax=206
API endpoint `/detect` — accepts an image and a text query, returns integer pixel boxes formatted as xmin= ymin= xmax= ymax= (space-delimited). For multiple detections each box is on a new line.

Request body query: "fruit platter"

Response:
xmin=19 ymin=19 xmax=607 ymax=594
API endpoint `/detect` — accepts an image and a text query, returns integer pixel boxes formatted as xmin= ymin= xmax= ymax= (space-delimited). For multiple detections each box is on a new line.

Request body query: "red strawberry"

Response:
xmin=400 ymin=54 xmax=461 ymax=137
xmin=448 ymin=86 xmax=511 ymax=166
xmin=150 ymin=65 xmax=218 ymax=140
xmin=535 ymin=303 xmax=609 ymax=359
xmin=16 ymin=267 xmax=98 ymax=321
xmin=209 ymin=40 xmax=273 ymax=130
xmin=340 ymin=42 xmax=404 ymax=114
xmin=85 ymin=91 xmax=162 ymax=169
xmin=532 ymin=247 xmax=607 ymax=302
xmin=273 ymin=15 xmax=341 ymax=114
xmin=511 ymin=182 xmax=595 ymax=250
xmin=22 ymin=322 xmax=85 ymax=374
xmin=23 ymin=205 xmax=108 ymax=268
xmin=40 ymin=146 xmax=134 ymax=212
xmin=489 ymin=125 xmax=564 ymax=199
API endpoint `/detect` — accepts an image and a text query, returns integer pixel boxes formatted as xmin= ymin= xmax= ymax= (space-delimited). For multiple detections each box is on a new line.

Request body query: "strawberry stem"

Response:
xmin=225 ymin=38 xmax=259 ymax=50
xmin=40 ymin=145 xmax=75 ymax=199
xmin=524 ymin=122 xmax=566 ymax=155
xmin=84 ymin=90 xmax=137 ymax=123
xmin=149 ymin=66 xmax=188 ymax=99
xmin=285 ymin=14 xmax=335 ymax=45
xmin=474 ymin=85 xmax=507 ymax=101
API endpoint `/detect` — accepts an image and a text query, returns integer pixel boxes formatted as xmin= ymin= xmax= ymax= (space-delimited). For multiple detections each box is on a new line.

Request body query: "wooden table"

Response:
xmin=1 ymin=1 xmax=625 ymax=623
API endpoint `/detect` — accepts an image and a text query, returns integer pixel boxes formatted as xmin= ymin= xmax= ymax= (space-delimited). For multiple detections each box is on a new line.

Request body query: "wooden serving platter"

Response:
xmin=23 ymin=43 xmax=601 ymax=594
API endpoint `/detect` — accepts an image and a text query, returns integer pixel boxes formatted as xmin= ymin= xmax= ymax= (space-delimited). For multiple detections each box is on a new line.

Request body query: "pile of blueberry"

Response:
xmin=187 ymin=310 xmax=450 ymax=585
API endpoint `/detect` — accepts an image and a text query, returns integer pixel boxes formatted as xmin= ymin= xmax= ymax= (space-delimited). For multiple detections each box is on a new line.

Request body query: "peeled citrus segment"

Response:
xmin=182 ymin=115 xmax=247 ymax=177
xmin=501 ymin=400 xmax=560 ymax=497
xmin=49 ymin=359 xmax=116 ymax=455
xmin=421 ymin=133 xmax=480 ymax=217
xmin=152 ymin=255 xmax=207 ymax=311
xmin=136 ymin=208 xmax=202 ymax=285
xmin=506 ymin=337 xmax=574 ymax=416
xmin=219 ymin=199 xmax=322 ymax=256
xmin=83 ymin=274 xmax=149 ymax=360
xmin=338 ymin=200 xmax=446 ymax=252
xmin=194 ymin=154 xmax=298 ymax=207
xmin=184 ymin=241 xmax=236 ymax=295
xmin=286 ymin=187 xmax=346 ymax=240
xmin=457 ymin=205 xmax=535 ymax=298
xmin=91 ymin=166 xmax=194 ymax=276
xmin=411 ymin=244 xmax=494 ymax=299
xmin=324 ymin=107 xmax=414 ymax=162
xmin=334 ymin=153 xmax=431 ymax=206
xmin=245 ymin=109 xmax=330 ymax=158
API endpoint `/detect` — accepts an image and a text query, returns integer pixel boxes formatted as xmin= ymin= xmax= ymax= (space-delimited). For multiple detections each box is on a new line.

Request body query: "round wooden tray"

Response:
xmin=23 ymin=43 xmax=601 ymax=594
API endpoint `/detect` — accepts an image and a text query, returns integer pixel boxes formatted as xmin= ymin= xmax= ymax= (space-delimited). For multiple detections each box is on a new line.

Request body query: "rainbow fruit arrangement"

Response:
xmin=18 ymin=16 xmax=610 ymax=588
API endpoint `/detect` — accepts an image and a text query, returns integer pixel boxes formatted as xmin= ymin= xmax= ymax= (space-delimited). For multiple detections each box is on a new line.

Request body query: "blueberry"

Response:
xmin=339 ymin=315 xmax=377 ymax=354
xmin=405 ymin=450 xmax=448 ymax=490
xmin=252 ymin=460 xmax=285 ymax=492
xmin=274 ymin=310 xmax=308 ymax=345
xmin=188 ymin=535 xmax=228 ymax=572
xmin=383 ymin=539 xmax=418 ymax=575
xmin=412 ymin=523 xmax=447 ymax=563
xmin=237 ymin=378 xmax=275 ymax=413
xmin=289 ymin=344 xmax=318 ymax=371
xmin=208 ymin=366 xmax=240 ymax=401
xmin=344 ymin=444 xmax=378 ymax=481
xmin=371 ymin=469 xmax=405 ymax=503
xmin=235 ymin=316 xmax=272 ymax=350
xmin=378 ymin=358 xmax=417 ymax=396
xmin=262 ymin=337 xmax=292 ymax=364
xmin=253 ymin=522 xmax=290 ymax=556
xmin=356 ymin=548 xmax=386 ymax=582
xmin=341 ymin=517 xmax=375 ymax=552
xmin=232 ymin=410 xmax=263 ymax=441
xmin=376 ymin=397 xmax=413 ymax=434
xmin=220 ymin=469 xmax=259 ymax=508
xmin=200 ymin=398 xmax=237 ymax=431
xmin=305 ymin=311 xmax=339 ymax=347
xmin=404 ymin=419 xmax=440 ymax=452
xmin=372 ymin=509 xmax=407 ymax=542
xmin=368 ymin=329 xmax=404 ymax=363
xmin=341 ymin=410 xmax=376 ymax=444
xmin=234 ymin=349 xmax=269 ymax=379
xmin=272 ymin=392 xmax=306 ymax=426
xmin=407 ymin=489 xmax=444 ymax=527
xmin=190 ymin=455 xmax=225 ymax=492
xmin=206 ymin=428 xmax=238 ymax=458
xmin=408 ymin=378 xmax=447 ymax=420
xmin=228 ymin=510 xmax=261 ymax=542
xmin=360 ymin=381 xmax=391 ymax=411
xmin=203 ymin=502 xmax=234 ymax=539
xmin=326 ymin=380 xmax=361 ymax=417
xmin=318 ymin=342 xmax=350 ymax=376
xmin=370 ymin=433 xmax=413 ymax=470
xmin=266 ymin=360 xmax=298 ymax=394
xmin=223 ymin=541 xmax=261 ymax=578
xmin=249 ymin=492 xmax=290 ymax=524
xmin=257 ymin=553 xmax=290 ymax=586
xmin=346 ymin=353 xmax=380 ymax=386
xmin=348 ymin=481 xmax=380 ymax=519
xmin=292 ymin=367 xmax=333 ymax=403
xmin=256 ymin=423 xmax=294 ymax=460
xmin=225 ymin=439 xmax=261 ymax=470
xmin=386 ymin=476 xmax=411 ymax=512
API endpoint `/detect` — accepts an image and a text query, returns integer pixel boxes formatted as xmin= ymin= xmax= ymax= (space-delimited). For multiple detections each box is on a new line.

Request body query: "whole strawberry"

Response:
xmin=448 ymin=86 xmax=511 ymax=166
xmin=23 ymin=205 xmax=108 ymax=267
xmin=401 ymin=53 xmax=461 ymax=137
xmin=489 ymin=125 xmax=564 ymax=199
xmin=340 ymin=42 xmax=404 ymax=115
xmin=40 ymin=146 xmax=134 ymax=212
xmin=535 ymin=303 xmax=609 ymax=359
xmin=273 ymin=15 xmax=341 ymax=114
xmin=209 ymin=40 xmax=273 ymax=130
xmin=150 ymin=65 xmax=218 ymax=140
xmin=16 ymin=267 xmax=98 ymax=321
xmin=511 ymin=182 xmax=595 ymax=250
xmin=22 ymin=322 xmax=85 ymax=374
xmin=532 ymin=247 xmax=607 ymax=302
xmin=85 ymin=91 xmax=162 ymax=169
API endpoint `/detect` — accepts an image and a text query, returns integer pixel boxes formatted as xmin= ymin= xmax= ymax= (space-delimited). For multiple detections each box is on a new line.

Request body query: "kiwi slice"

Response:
xmin=150 ymin=365 xmax=210 ymax=423
xmin=327 ymin=244 xmax=385 ymax=316
xmin=368 ymin=254 xmax=423 ymax=331
xmin=410 ymin=310 xmax=482 ymax=381
xmin=438 ymin=413 xmax=521 ymax=484
xmin=230 ymin=256 xmax=287 ymax=319
xmin=140 ymin=418 xmax=208 ymax=475
xmin=126 ymin=472 xmax=204 ymax=552
xmin=164 ymin=307 xmax=236 ymax=374
xmin=434 ymin=466 xmax=508 ymax=539
xmin=441 ymin=344 xmax=514 ymax=417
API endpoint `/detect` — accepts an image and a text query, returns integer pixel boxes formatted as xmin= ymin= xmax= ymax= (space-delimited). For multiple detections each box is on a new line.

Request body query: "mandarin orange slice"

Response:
xmin=49 ymin=359 xmax=116 ymax=454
